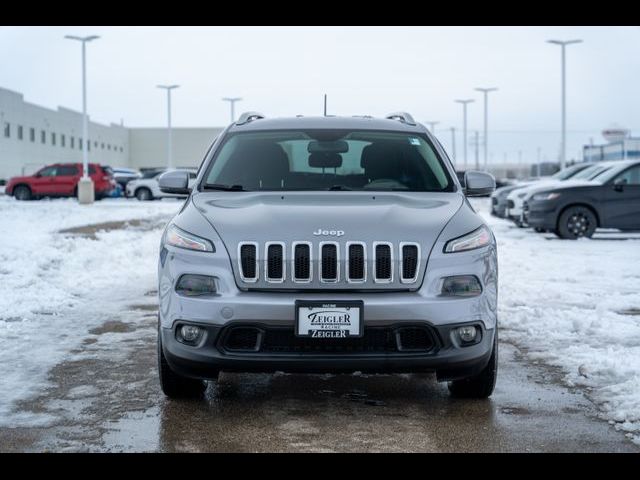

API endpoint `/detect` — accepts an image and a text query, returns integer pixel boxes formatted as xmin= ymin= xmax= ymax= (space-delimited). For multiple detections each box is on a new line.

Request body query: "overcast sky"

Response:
xmin=1 ymin=26 xmax=639 ymax=164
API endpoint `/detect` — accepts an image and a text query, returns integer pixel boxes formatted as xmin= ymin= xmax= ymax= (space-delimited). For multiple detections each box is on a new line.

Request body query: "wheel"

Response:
xmin=135 ymin=187 xmax=153 ymax=201
xmin=448 ymin=332 xmax=498 ymax=399
xmin=13 ymin=185 xmax=32 ymax=201
xmin=557 ymin=206 xmax=597 ymax=239
xmin=158 ymin=333 xmax=207 ymax=399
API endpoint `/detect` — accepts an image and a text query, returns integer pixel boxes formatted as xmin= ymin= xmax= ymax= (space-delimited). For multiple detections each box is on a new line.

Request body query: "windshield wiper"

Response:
xmin=202 ymin=183 xmax=247 ymax=191
xmin=327 ymin=185 xmax=353 ymax=191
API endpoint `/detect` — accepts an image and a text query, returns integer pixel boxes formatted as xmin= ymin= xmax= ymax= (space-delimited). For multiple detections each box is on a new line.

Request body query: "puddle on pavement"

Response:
xmin=88 ymin=320 xmax=135 ymax=335
xmin=58 ymin=217 xmax=167 ymax=239
xmin=102 ymin=407 xmax=160 ymax=452
xmin=618 ymin=308 xmax=640 ymax=316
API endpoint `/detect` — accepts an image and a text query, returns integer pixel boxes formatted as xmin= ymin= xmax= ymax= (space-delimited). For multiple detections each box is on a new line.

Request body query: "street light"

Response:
xmin=425 ymin=121 xmax=439 ymax=134
xmin=474 ymin=87 xmax=498 ymax=170
xmin=157 ymin=85 xmax=180 ymax=169
xmin=547 ymin=39 xmax=582 ymax=170
xmin=455 ymin=99 xmax=475 ymax=169
xmin=222 ymin=97 xmax=243 ymax=123
xmin=64 ymin=34 xmax=100 ymax=204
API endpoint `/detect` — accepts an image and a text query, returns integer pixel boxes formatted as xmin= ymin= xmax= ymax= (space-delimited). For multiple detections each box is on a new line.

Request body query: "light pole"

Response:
xmin=547 ymin=39 xmax=582 ymax=170
xmin=157 ymin=85 xmax=179 ymax=169
xmin=222 ymin=97 xmax=242 ymax=123
xmin=475 ymin=87 xmax=498 ymax=170
xmin=455 ymin=99 xmax=474 ymax=169
xmin=450 ymin=127 xmax=457 ymax=164
xmin=425 ymin=121 xmax=439 ymax=134
xmin=64 ymin=34 xmax=99 ymax=204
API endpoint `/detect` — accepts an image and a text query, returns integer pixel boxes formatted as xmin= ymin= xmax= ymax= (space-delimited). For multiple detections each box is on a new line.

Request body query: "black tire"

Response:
xmin=557 ymin=206 xmax=597 ymax=239
xmin=158 ymin=333 xmax=207 ymax=399
xmin=136 ymin=187 xmax=153 ymax=201
xmin=448 ymin=333 xmax=498 ymax=399
xmin=13 ymin=185 xmax=33 ymax=201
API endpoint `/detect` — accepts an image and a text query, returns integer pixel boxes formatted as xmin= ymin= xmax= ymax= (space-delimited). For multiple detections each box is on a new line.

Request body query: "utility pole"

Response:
xmin=475 ymin=87 xmax=498 ymax=170
xmin=157 ymin=85 xmax=180 ymax=169
xmin=222 ymin=97 xmax=243 ymax=123
xmin=455 ymin=99 xmax=474 ymax=169
xmin=450 ymin=127 xmax=457 ymax=165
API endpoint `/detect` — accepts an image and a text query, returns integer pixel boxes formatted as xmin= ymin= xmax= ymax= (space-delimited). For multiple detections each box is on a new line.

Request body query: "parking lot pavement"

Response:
xmin=0 ymin=306 xmax=636 ymax=452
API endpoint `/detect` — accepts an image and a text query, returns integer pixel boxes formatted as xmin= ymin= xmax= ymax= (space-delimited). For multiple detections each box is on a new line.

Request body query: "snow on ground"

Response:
xmin=0 ymin=196 xmax=181 ymax=425
xmin=471 ymin=198 xmax=640 ymax=445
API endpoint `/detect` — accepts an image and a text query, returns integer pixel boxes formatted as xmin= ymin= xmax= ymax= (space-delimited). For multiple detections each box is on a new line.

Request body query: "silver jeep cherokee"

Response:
xmin=157 ymin=112 xmax=498 ymax=399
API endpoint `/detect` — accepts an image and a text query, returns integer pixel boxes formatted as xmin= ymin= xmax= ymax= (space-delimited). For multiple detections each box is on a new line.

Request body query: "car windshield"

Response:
xmin=570 ymin=164 xmax=610 ymax=180
xmin=551 ymin=165 xmax=586 ymax=180
xmin=141 ymin=170 xmax=164 ymax=179
xmin=203 ymin=130 xmax=453 ymax=192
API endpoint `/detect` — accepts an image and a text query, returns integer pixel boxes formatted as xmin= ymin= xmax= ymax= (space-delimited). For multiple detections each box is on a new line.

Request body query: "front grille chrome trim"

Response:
xmin=264 ymin=241 xmax=286 ymax=283
xmin=319 ymin=241 xmax=340 ymax=283
xmin=345 ymin=241 xmax=367 ymax=283
xmin=373 ymin=241 xmax=394 ymax=284
xmin=237 ymin=242 xmax=259 ymax=283
xmin=291 ymin=241 xmax=313 ymax=283
xmin=399 ymin=242 xmax=421 ymax=284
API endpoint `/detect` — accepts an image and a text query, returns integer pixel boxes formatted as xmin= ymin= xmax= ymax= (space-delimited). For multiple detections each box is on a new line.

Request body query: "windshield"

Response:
xmin=203 ymin=130 xmax=453 ymax=192
xmin=551 ymin=164 xmax=586 ymax=180
xmin=570 ymin=164 xmax=610 ymax=180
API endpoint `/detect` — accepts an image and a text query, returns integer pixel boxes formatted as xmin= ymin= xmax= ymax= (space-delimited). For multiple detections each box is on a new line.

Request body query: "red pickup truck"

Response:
xmin=5 ymin=163 xmax=117 ymax=200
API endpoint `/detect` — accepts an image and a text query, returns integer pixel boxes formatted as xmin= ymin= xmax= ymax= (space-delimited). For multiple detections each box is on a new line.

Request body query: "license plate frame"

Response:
xmin=295 ymin=300 xmax=364 ymax=338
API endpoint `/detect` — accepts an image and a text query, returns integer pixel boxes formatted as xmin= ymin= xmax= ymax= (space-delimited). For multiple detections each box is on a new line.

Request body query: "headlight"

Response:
xmin=531 ymin=192 xmax=561 ymax=201
xmin=444 ymin=225 xmax=492 ymax=253
xmin=164 ymin=224 xmax=214 ymax=252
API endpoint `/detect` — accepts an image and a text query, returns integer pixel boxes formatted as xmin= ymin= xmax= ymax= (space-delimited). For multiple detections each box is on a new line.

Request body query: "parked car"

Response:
xmin=505 ymin=163 xmax=604 ymax=226
xmin=491 ymin=183 xmax=528 ymax=218
xmin=156 ymin=112 xmax=499 ymax=400
xmin=5 ymin=163 xmax=116 ymax=201
xmin=111 ymin=167 xmax=141 ymax=193
xmin=126 ymin=168 xmax=197 ymax=201
xmin=525 ymin=160 xmax=640 ymax=238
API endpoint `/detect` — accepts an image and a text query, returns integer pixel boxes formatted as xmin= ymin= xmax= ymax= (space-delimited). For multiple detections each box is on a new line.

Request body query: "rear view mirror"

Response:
xmin=614 ymin=178 xmax=627 ymax=191
xmin=307 ymin=140 xmax=349 ymax=154
xmin=159 ymin=170 xmax=191 ymax=194
xmin=309 ymin=152 xmax=342 ymax=169
xmin=464 ymin=171 xmax=496 ymax=197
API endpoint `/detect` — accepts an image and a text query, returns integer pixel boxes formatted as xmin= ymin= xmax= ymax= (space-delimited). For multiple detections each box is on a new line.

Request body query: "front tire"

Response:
xmin=158 ymin=334 xmax=207 ymax=399
xmin=136 ymin=187 xmax=153 ymax=201
xmin=448 ymin=333 xmax=498 ymax=399
xmin=556 ymin=206 xmax=597 ymax=239
xmin=13 ymin=185 xmax=33 ymax=201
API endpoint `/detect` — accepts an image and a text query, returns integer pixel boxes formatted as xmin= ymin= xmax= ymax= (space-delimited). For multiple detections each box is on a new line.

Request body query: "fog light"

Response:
xmin=179 ymin=325 xmax=203 ymax=344
xmin=441 ymin=275 xmax=482 ymax=297
xmin=457 ymin=326 xmax=478 ymax=343
xmin=176 ymin=274 xmax=217 ymax=297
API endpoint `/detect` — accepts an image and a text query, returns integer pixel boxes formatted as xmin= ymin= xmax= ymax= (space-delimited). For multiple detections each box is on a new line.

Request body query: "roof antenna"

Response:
xmin=323 ymin=94 xmax=327 ymax=116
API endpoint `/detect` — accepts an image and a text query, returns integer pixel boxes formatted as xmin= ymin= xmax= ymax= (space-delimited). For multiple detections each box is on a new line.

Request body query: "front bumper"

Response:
xmin=526 ymin=201 xmax=560 ymax=230
xmin=161 ymin=320 xmax=495 ymax=380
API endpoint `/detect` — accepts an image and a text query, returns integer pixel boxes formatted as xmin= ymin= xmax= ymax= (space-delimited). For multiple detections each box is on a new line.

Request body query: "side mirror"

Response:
xmin=464 ymin=171 xmax=496 ymax=197
xmin=613 ymin=178 xmax=627 ymax=191
xmin=159 ymin=170 xmax=191 ymax=194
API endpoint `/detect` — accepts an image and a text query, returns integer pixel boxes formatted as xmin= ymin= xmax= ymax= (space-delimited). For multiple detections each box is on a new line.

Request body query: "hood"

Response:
xmin=522 ymin=179 xmax=600 ymax=198
xmin=7 ymin=175 xmax=32 ymax=185
xmin=191 ymin=191 xmax=464 ymax=290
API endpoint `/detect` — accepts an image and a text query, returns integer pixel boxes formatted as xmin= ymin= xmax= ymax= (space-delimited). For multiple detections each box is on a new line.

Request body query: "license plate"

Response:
xmin=295 ymin=301 xmax=363 ymax=338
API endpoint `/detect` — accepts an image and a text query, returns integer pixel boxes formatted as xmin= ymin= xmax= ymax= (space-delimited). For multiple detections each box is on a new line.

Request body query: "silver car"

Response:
xmin=157 ymin=112 xmax=498 ymax=399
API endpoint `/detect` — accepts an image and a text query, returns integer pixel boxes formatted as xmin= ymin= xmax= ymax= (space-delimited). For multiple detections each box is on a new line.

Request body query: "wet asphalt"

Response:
xmin=0 ymin=307 xmax=636 ymax=452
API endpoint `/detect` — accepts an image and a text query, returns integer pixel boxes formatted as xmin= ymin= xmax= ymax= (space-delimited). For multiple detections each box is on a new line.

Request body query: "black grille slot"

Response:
xmin=396 ymin=327 xmax=433 ymax=351
xmin=401 ymin=244 xmax=419 ymax=280
xmin=294 ymin=244 xmax=311 ymax=280
xmin=375 ymin=244 xmax=392 ymax=280
xmin=321 ymin=244 xmax=338 ymax=281
xmin=262 ymin=328 xmax=397 ymax=354
xmin=225 ymin=327 xmax=261 ymax=351
xmin=507 ymin=199 xmax=515 ymax=209
xmin=348 ymin=244 xmax=365 ymax=281
xmin=267 ymin=244 xmax=284 ymax=280
xmin=240 ymin=244 xmax=257 ymax=280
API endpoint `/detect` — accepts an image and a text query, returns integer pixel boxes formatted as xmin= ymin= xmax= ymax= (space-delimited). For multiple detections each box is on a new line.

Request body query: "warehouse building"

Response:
xmin=583 ymin=127 xmax=640 ymax=163
xmin=0 ymin=87 xmax=223 ymax=180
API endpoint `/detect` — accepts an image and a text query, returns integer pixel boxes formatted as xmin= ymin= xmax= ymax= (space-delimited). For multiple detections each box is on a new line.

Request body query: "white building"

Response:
xmin=583 ymin=127 xmax=640 ymax=163
xmin=0 ymin=87 xmax=223 ymax=179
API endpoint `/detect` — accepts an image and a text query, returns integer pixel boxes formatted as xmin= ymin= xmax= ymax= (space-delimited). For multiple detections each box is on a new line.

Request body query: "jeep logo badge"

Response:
xmin=313 ymin=229 xmax=345 ymax=237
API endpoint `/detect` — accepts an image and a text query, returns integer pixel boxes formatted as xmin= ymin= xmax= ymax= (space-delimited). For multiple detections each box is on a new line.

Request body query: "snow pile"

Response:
xmin=0 ymin=197 xmax=182 ymax=424
xmin=474 ymin=198 xmax=640 ymax=444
